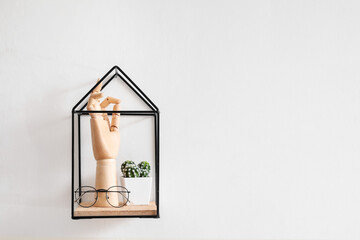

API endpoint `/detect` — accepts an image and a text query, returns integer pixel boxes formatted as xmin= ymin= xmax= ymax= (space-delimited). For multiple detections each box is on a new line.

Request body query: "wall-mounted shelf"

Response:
xmin=74 ymin=202 xmax=157 ymax=218
xmin=71 ymin=66 xmax=160 ymax=219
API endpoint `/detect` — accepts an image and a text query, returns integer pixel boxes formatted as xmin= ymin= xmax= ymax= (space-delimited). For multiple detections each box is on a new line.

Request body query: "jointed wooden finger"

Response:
xmin=110 ymin=104 xmax=120 ymax=132
xmin=99 ymin=97 xmax=119 ymax=128
xmin=102 ymin=114 xmax=110 ymax=128
xmin=90 ymin=92 xmax=104 ymax=99
xmin=88 ymin=93 xmax=103 ymax=109
xmin=101 ymin=112 xmax=110 ymax=129
xmin=101 ymin=97 xmax=120 ymax=128
xmin=92 ymin=79 xmax=103 ymax=93
xmin=100 ymin=97 xmax=121 ymax=109
xmin=87 ymin=84 xmax=104 ymax=119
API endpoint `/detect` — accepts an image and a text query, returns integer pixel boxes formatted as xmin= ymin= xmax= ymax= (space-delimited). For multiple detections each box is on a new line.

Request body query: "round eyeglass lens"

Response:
xmin=75 ymin=186 xmax=97 ymax=208
xmin=106 ymin=186 xmax=129 ymax=208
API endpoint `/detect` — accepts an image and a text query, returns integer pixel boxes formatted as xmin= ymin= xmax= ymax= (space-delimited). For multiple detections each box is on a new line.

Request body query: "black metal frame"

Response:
xmin=71 ymin=66 xmax=160 ymax=219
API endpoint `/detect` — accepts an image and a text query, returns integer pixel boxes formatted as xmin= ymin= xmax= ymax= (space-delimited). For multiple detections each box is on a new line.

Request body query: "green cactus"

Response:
xmin=121 ymin=160 xmax=135 ymax=175
xmin=124 ymin=165 xmax=141 ymax=177
xmin=121 ymin=160 xmax=151 ymax=178
xmin=138 ymin=161 xmax=151 ymax=177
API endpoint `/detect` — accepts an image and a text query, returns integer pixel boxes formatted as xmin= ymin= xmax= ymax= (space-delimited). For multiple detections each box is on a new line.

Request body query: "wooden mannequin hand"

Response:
xmin=87 ymin=80 xmax=120 ymax=160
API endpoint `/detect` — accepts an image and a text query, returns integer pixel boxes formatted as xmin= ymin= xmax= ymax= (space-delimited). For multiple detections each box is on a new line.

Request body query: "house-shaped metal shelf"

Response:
xmin=71 ymin=66 xmax=160 ymax=219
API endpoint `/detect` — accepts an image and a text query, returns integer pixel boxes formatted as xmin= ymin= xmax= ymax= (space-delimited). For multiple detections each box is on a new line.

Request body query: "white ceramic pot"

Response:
xmin=120 ymin=176 xmax=152 ymax=205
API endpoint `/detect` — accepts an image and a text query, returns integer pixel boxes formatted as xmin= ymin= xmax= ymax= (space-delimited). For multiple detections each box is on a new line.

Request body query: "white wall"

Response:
xmin=1 ymin=0 xmax=360 ymax=239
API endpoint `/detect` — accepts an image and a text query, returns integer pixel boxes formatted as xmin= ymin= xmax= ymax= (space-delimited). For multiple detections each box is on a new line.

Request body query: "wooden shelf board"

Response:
xmin=74 ymin=201 xmax=157 ymax=217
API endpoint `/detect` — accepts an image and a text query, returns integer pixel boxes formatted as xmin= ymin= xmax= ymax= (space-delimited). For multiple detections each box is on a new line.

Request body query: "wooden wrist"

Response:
xmin=94 ymin=159 xmax=118 ymax=207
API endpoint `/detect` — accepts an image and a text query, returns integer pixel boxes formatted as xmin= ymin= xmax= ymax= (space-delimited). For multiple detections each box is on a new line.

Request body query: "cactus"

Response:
xmin=124 ymin=165 xmax=141 ymax=177
xmin=121 ymin=160 xmax=151 ymax=177
xmin=121 ymin=160 xmax=136 ymax=175
xmin=138 ymin=161 xmax=151 ymax=177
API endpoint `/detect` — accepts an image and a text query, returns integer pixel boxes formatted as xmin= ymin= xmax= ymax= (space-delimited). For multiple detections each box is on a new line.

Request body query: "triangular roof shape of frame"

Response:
xmin=72 ymin=66 xmax=159 ymax=114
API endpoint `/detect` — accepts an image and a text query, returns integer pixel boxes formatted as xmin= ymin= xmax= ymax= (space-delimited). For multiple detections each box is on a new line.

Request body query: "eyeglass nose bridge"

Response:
xmin=97 ymin=189 xmax=107 ymax=193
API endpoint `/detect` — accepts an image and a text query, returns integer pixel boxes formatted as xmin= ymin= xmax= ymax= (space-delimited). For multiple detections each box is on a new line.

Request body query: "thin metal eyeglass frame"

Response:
xmin=74 ymin=185 xmax=130 ymax=208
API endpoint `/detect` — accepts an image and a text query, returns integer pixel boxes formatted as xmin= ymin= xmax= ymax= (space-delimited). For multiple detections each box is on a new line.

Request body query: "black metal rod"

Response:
xmin=77 ymin=115 xmax=82 ymax=203
xmin=72 ymin=66 xmax=117 ymax=112
xmin=115 ymin=66 xmax=159 ymax=111
xmin=75 ymin=110 xmax=157 ymax=113
xmin=101 ymin=73 xmax=116 ymax=89
xmin=71 ymin=112 xmax=75 ymax=219
xmin=75 ymin=110 xmax=157 ymax=116
xmin=155 ymin=112 xmax=160 ymax=218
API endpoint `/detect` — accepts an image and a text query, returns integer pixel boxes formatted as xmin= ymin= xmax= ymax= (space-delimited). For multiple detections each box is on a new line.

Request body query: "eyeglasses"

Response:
xmin=74 ymin=186 xmax=130 ymax=208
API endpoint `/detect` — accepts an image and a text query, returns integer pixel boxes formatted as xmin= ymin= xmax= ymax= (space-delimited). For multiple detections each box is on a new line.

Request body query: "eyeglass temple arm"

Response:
xmin=74 ymin=191 xmax=87 ymax=202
